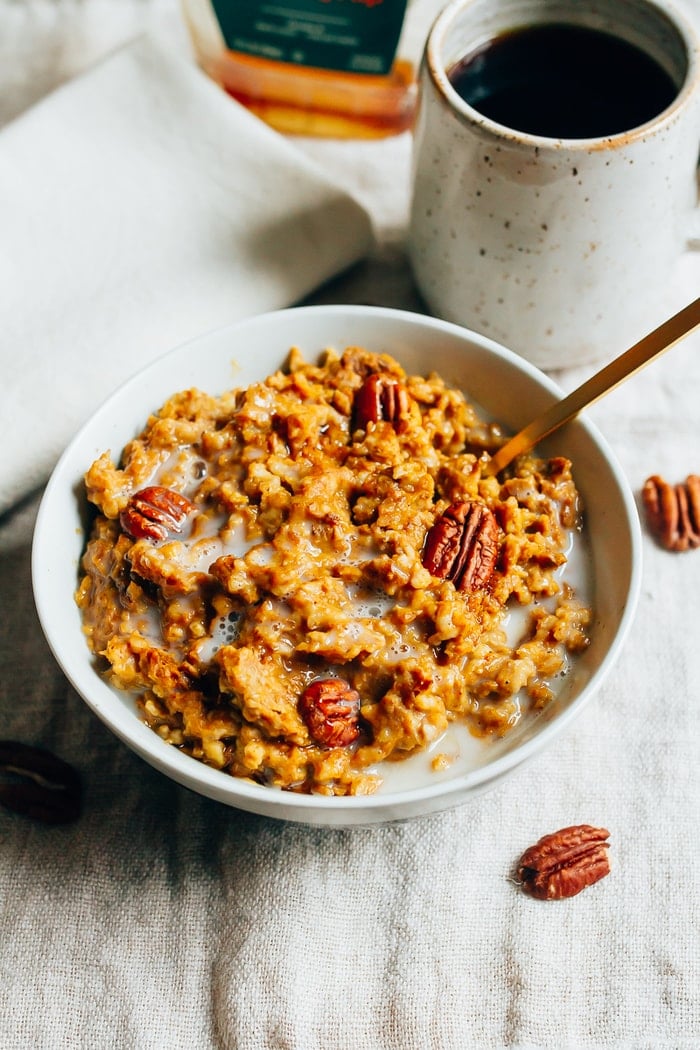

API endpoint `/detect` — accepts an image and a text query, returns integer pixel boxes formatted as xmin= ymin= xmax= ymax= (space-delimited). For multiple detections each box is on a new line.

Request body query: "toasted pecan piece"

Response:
xmin=353 ymin=374 xmax=411 ymax=433
xmin=422 ymin=501 xmax=499 ymax=592
xmin=298 ymin=679 xmax=361 ymax=748
xmin=120 ymin=485 xmax=195 ymax=542
xmin=642 ymin=474 xmax=700 ymax=551
xmin=517 ymin=824 xmax=610 ymax=899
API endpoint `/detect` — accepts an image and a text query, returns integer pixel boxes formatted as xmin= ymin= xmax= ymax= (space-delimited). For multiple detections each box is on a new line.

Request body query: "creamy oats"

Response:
xmin=76 ymin=345 xmax=591 ymax=796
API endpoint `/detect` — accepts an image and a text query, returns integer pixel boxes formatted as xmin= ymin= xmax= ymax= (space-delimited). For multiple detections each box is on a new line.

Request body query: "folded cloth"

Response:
xmin=0 ymin=33 xmax=372 ymax=514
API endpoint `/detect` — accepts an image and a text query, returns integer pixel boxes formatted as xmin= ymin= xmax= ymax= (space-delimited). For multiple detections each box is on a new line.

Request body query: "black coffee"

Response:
xmin=447 ymin=23 xmax=678 ymax=138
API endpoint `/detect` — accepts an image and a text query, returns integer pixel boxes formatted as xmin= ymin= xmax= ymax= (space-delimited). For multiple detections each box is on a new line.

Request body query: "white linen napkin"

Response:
xmin=0 ymin=33 xmax=372 ymax=514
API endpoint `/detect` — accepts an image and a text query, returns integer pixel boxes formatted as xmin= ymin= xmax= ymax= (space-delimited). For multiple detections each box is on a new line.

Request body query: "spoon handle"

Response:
xmin=485 ymin=297 xmax=700 ymax=476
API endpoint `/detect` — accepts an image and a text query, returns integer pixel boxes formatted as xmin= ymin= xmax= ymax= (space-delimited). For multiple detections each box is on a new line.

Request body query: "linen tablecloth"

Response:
xmin=1 ymin=3 xmax=698 ymax=1047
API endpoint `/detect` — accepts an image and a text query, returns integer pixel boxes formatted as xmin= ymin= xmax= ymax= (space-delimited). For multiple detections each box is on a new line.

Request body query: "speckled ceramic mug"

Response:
xmin=408 ymin=0 xmax=700 ymax=368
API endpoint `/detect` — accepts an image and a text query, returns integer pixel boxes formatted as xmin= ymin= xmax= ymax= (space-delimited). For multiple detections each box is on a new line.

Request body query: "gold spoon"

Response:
xmin=483 ymin=297 xmax=700 ymax=476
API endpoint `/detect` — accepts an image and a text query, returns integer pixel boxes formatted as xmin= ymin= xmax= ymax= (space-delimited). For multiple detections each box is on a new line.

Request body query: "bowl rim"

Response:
xmin=32 ymin=304 xmax=643 ymax=818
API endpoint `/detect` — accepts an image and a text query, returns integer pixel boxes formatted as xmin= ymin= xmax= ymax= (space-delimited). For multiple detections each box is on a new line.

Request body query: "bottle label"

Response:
xmin=210 ymin=0 xmax=409 ymax=75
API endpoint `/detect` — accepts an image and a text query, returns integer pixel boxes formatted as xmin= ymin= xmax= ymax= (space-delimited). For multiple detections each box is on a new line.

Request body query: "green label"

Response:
xmin=210 ymin=0 xmax=409 ymax=75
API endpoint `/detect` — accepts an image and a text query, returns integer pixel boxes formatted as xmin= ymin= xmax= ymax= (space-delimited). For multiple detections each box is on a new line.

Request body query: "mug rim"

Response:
xmin=425 ymin=0 xmax=700 ymax=151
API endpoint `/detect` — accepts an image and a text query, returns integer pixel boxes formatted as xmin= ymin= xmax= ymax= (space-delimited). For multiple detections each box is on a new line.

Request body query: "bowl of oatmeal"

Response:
xmin=32 ymin=305 xmax=641 ymax=825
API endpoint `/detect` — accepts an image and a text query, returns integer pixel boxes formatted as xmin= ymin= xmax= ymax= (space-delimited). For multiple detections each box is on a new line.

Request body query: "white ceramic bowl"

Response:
xmin=32 ymin=305 xmax=641 ymax=825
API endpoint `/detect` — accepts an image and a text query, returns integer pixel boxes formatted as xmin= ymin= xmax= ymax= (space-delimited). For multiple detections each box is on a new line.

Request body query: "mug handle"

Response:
xmin=688 ymin=167 xmax=700 ymax=250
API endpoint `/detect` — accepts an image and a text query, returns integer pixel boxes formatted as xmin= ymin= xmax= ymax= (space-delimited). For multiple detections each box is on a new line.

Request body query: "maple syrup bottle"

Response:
xmin=182 ymin=0 xmax=418 ymax=138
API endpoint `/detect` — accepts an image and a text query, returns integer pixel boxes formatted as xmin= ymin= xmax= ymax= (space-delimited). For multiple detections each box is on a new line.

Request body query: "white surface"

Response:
xmin=32 ymin=304 xmax=641 ymax=825
xmin=1 ymin=2 xmax=699 ymax=1048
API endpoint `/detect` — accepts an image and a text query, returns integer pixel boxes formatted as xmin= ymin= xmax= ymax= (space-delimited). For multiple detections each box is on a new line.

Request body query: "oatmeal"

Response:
xmin=76 ymin=345 xmax=591 ymax=796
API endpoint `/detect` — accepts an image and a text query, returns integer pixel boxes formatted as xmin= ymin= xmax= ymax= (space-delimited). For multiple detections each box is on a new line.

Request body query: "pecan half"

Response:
xmin=120 ymin=485 xmax=195 ymax=542
xmin=353 ymin=374 xmax=410 ymax=433
xmin=517 ymin=824 xmax=610 ymax=900
xmin=642 ymin=474 xmax=700 ymax=551
xmin=298 ymin=679 xmax=361 ymax=748
xmin=0 ymin=741 xmax=82 ymax=824
xmin=422 ymin=501 xmax=499 ymax=592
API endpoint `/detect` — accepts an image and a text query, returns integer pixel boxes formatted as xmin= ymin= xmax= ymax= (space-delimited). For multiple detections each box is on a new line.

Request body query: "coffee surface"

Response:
xmin=448 ymin=23 xmax=678 ymax=138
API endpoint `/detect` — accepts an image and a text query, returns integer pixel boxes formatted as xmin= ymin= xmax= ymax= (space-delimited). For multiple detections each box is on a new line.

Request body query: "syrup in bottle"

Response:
xmin=182 ymin=0 xmax=418 ymax=138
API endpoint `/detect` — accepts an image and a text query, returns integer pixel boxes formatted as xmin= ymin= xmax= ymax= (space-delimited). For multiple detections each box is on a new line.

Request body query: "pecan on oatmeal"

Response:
xmin=422 ymin=501 xmax=499 ymax=592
